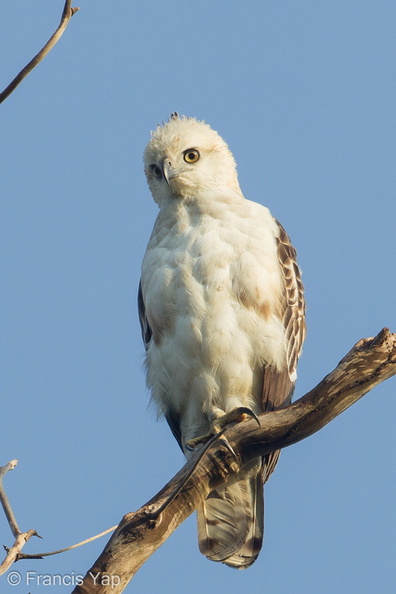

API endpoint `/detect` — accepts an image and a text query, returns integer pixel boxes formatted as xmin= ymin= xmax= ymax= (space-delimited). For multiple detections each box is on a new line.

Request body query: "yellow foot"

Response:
xmin=185 ymin=407 xmax=260 ymax=451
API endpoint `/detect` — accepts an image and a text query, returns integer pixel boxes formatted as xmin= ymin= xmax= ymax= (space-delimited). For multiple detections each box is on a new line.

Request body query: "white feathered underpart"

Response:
xmin=139 ymin=114 xmax=305 ymax=568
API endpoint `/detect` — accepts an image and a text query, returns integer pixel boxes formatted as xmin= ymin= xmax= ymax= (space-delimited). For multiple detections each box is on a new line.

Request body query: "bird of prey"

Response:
xmin=138 ymin=113 xmax=305 ymax=569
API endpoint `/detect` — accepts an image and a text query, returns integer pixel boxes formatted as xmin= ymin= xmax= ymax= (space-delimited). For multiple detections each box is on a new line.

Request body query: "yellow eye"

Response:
xmin=183 ymin=149 xmax=200 ymax=163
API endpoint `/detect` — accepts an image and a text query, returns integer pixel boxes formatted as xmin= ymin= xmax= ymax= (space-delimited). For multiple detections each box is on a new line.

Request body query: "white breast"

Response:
xmin=141 ymin=194 xmax=287 ymax=445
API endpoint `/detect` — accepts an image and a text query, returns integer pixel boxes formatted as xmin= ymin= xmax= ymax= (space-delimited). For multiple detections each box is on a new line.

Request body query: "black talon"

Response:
xmin=217 ymin=436 xmax=237 ymax=458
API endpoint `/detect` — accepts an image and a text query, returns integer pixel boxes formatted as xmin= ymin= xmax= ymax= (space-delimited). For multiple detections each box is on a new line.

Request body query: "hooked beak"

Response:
xmin=161 ymin=158 xmax=177 ymax=186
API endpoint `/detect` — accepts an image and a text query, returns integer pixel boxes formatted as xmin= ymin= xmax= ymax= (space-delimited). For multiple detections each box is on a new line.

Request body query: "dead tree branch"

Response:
xmin=17 ymin=525 xmax=118 ymax=561
xmin=0 ymin=461 xmax=41 ymax=576
xmin=0 ymin=1 xmax=79 ymax=104
xmin=72 ymin=328 xmax=396 ymax=594
xmin=0 ymin=461 xmax=117 ymax=571
xmin=0 ymin=460 xmax=20 ymax=538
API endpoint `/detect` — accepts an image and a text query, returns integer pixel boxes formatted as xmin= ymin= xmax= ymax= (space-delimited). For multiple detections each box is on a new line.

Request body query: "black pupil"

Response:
xmin=188 ymin=152 xmax=195 ymax=160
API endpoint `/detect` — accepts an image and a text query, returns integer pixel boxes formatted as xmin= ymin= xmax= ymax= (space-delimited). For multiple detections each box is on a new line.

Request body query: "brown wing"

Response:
xmin=275 ymin=220 xmax=306 ymax=382
xmin=261 ymin=220 xmax=306 ymax=479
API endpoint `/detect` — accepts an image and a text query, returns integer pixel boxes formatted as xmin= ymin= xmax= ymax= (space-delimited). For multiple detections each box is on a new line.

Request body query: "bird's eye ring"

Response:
xmin=150 ymin=164 xmax=162 ymax=179
xmin=183 ymin=149 xmax=200 ymax=163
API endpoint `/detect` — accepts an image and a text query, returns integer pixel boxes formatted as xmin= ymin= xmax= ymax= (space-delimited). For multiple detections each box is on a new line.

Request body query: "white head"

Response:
xmin=143 ymin=113 xmax=242 ymax=207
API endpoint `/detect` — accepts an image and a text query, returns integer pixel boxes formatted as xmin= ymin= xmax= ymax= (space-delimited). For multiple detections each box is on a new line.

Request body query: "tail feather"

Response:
xmin=197 ymin=463 xmax=264 ymax=569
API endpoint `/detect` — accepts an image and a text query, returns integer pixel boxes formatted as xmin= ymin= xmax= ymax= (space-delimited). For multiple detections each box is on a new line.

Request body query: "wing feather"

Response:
xmin=275 ymin=221 xmax=306 ymax=381
xmin=261 ymin=221 xmax=306 ymax=480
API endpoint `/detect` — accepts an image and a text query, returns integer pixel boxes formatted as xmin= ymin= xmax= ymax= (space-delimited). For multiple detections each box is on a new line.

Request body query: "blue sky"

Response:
xmin=1 ymin=1 xmax=395 ymax=592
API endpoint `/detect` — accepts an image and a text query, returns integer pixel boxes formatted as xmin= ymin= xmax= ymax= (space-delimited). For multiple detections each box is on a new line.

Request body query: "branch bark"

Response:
xmin=0 ymin=1 xmax=79 ymax=104
xmin=73 ymin=328 xmax=396 ymax=594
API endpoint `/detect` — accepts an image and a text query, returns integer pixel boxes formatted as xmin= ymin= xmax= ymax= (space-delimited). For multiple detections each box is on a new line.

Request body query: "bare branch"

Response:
xmin=0 ymin=461 xmax=43 ymax=575
xmin=0 ymin=460 xmax=21 ymax=538
xmin=0 ymin=1 xmax=80 ymax=104
xmin=0 ymin=530 xmax=40 ymax=576
xmin=0 ymin=459 xmax=116 ymax=573
xmin=18 ymin=525 xmax=118 ymax=560
xmin=72 ymin=328 xmax=396 ymax=594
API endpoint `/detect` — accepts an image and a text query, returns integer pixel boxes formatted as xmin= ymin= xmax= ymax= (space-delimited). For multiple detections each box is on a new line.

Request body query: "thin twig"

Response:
xmin=0 ymin=458 xmax=117 ymax=562
xmin=0 ymin=460 xmax=21 ymax=537
xmin=0 ymin=461 xmax=42 ymax=575
xmin=0 ymin=1 xmax=80 ymax=104
xmin=18 ymin=525 xmax=119 ymax=560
